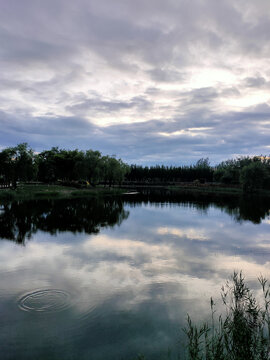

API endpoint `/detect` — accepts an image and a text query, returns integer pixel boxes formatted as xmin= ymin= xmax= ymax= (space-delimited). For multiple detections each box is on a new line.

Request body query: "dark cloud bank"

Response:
xmin=0 ymin=0 xmax=270 ymax=165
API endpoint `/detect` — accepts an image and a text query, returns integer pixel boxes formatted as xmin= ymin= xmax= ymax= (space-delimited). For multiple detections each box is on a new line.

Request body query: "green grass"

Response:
xmin=34 ymin=191 xmax=60 ymax=197
xmin=0 ymin=190 xmax=15 ymax=200
xmin=3 ymin=183 xmax=269 ymax=201
xmin=0 ymin=184 xmax=126 ymax=201
xmin=71 ymin=187 xmax=124 ymax=197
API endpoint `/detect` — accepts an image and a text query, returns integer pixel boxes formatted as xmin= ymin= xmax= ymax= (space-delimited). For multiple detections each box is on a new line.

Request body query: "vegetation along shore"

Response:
xmin=1 ymin=143 xmax=270 ymax=200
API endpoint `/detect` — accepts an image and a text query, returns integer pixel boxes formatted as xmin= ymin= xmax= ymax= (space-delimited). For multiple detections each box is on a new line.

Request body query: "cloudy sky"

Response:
xmin=1 ymin=0 xmax=270 ymax=165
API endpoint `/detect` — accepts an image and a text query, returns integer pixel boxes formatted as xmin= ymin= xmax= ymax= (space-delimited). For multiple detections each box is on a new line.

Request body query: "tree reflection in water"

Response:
xmin=0 ymin=197 xmax=129 ymax=244
xmin=124 ymin=189 xmax=270 ymax=225
xmin=0 ymin=191 xmax=269 ymax=244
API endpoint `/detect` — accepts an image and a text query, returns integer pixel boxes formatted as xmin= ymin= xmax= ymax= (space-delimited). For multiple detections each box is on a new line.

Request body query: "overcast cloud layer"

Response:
xmin=1 ymin=0 xmax=270 ymax=164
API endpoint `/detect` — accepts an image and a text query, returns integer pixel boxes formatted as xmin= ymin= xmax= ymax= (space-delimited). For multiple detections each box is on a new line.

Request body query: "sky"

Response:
xmin=1 ymin=0 xmax=270 ymax=165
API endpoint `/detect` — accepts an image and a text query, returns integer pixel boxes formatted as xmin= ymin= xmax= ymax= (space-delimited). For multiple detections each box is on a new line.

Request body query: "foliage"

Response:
xmin=0 ymin=196 xmax=129 ymax=244
xmin=183 ymin=272 xmax=270 ymax=360
xmin=215 ymin=156 xmax=270 ymax=188
xmin=240 ymin=162 xmax=269 ymax=193
xmin=126 ymin=158 xmax=214 ymax=183
xmin=1 ymin=145 xmax=270 ymax=191
xmin=0 ymin=143 xmax=130 ymax=186
xmin=0 ymin=143 xmax=36 ymax=184
xmin=84 ymin=150 xmax=103 ymax=185
xmin=37 ymin=147 xmax=85 ymax=182
xmin=103 ymin=156 xmax=130 ymax=186
xmin=195 ymin=158 xmax=211 ymax=169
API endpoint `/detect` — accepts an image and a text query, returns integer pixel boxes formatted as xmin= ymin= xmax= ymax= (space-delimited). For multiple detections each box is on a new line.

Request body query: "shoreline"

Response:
xmin=0 ymin=184 xmax=126 ymax=201
xmin=120 ymin=183 xmax=270 ymax=197
xmin=0 ymin=183 xmax=270 ymax=201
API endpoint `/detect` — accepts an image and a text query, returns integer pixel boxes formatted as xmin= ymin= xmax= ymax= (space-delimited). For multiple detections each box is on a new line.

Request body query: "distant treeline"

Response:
xmin=126 ymin=158 xmax=213 ymax=183
xmin=127 ymin=156 xmax=270 ymax=192
xmin=0 ymin=143 xmax=270 ymax=192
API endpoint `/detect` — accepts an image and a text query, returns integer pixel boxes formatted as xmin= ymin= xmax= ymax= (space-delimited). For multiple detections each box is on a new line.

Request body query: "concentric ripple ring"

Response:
xmin=18 ymin=289 xmax=71 ymax=313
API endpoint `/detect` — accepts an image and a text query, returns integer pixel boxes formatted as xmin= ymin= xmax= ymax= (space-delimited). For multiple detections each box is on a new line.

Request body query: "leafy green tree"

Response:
xmin=37 ymin=148 xmax=85 ymax=182
xmin=195 ymin=158 xmax=210 ymax=168
xmin=36 ymin=147 xmax=130 ymax=186
xmin=37 ymin=147 xmax=59 ymax=183
xmin=0 ymin=143 xmax=37 ymax=186
xmin=0 ymin=147 xmax=15 ymax=183
xmin=213 ymin=168 xmax=225 ymax=182
xmin=15 ymin=143 xmax=37 ymax=181
xmin=84 ymin=150 xmax=103 ymax=186
xmin=214 ymin=157 xmax=256 ymax=185
xmin=102 ymin=156 xmax=129 ymax=187
xmin=240 ymin=161 xmax=269 ymax=193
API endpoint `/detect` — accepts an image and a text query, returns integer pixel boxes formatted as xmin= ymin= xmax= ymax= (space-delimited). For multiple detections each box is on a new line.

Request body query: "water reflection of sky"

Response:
xmin=1 ymin=201 xmax=270 ymax=359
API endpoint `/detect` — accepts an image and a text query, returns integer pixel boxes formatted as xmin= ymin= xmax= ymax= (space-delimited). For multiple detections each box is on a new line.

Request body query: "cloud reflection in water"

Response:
xmin=0 ymin=195 xmax=270 ymax=359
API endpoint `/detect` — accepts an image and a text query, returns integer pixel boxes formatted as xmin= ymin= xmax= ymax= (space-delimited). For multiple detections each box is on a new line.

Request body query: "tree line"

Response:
xmin=0 ymin=143 xmax=270 ymax=192
xmin=126 ymin=156 xmax=270 ymax=192
xmin=214 ymin=156 xmax=270 ymax=192
xmin=126 ymin=158 xmax=214 ymax=183
xmin=0 ymin=143 xmax=129 ymax=187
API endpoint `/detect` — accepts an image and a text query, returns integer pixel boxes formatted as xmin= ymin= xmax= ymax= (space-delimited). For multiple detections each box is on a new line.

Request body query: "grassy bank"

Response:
xmin=1 ymin=183 xmax=270 ymax=201
xmin=0 ymin=184 xmax=125 ymax=201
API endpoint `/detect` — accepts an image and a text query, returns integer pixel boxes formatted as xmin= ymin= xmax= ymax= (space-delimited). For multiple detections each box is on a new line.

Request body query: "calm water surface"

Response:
xmin=0 ymin=192 xmax=270 ymax=359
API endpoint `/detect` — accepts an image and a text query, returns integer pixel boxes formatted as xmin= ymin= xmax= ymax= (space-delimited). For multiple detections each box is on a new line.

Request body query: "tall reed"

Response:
xmin=183 ymin=271 xmax=270 ymax=360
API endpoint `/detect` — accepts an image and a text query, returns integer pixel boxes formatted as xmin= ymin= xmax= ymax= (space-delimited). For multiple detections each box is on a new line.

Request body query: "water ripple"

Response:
xmin=17 ymin=289 xmax=71 ymax=313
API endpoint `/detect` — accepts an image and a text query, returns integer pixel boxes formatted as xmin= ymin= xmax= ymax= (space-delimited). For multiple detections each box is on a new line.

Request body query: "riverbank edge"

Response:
xmin=0 ymin=184 xmax=126 ymax=201
xmin=120 ymin=184 xmax=270 ymax=198
xmin=1 ymin=183 xmax=270 ymax=201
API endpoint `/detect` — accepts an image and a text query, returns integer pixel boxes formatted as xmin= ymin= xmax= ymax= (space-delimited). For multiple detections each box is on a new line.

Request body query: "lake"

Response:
xmin=0 ymin=191 xmax=270 ymax=359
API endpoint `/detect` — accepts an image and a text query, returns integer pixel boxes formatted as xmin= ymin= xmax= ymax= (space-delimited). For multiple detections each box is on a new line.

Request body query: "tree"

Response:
xmin=37 ymin=148 xmax=85 ymax=182
xmin=195 ymin=158 xmax=210 ymax=168
xmin=0 ymin=143 xmax=37 ymax=187
xmin=84 ymin=150 xmax=103 ymax=186
xmin=240 ymin=161 xmax=268 ymax=193
xmin=37 ymin=147 xmax=59 ymax=183
xmin=102 ymin=156 xmax=129 ymax=187
xmin=14 ymin=143 xmax=37 ymax=181
xmin=0 ymin=147 xmax=15 ymax=183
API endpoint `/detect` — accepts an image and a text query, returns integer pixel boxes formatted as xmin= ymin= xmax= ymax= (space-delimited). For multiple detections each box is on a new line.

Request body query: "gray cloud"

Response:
xmin=0 ymin=0 xmax=270 ymax=164
xmin=66 ymin=95 xmax=152 ymax=116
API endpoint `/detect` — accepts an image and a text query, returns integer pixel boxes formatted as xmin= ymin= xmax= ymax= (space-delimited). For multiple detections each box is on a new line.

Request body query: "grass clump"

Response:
xmin=34 ymin=191 xmax=60 ymax=197
xmin=71 ymin=189 xmax=96 ymax=197
xmin=183 ymin=271 xmax=270 ymax=360
xmin=0 ymin=185 xmax=126 ymax=201
xmin=0 ymin=190 xmax=15 ymax=200
xmin=70 ymin=188 xmax=125 ymax=197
